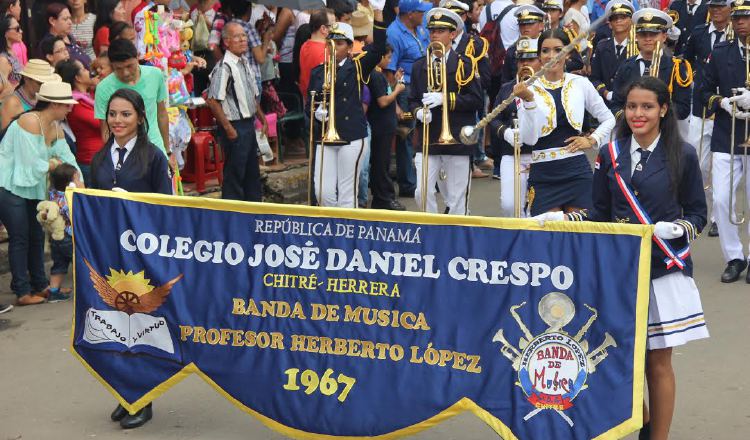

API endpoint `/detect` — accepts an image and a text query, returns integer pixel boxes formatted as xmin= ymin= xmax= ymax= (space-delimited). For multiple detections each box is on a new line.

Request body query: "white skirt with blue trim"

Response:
xmin=647 ymin=272 xmax=710 ymax=350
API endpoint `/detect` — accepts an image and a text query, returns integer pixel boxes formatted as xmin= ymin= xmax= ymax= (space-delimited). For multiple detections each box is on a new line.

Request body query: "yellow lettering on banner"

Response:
xmin=232 ymin=299 xmax=307 ymax=320
xmin=179 ymin=325 xmax=193 ymax=341
xmin=290 ymin=334 xmax=306 ymax=352
xmin=326 ymin=278 xmax=401 ymax=298
xmin=193 ymin=326 xmax=207 ymax=343
xmin=178 ymin=325 xmax=284 ymax=350
xmin=342 ymin=305 xmax=430 ymax=330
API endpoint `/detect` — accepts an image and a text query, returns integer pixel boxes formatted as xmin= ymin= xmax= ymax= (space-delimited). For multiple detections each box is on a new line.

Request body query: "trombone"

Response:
xmin=420 ymin=41 xmax=457 ymax=212
xmin=650 ymin=40 xmax=662 ymax=77
xmin=512 ymin=65 xmax=535 ymax=218
xmin=627 ymin=24 xmax=638 ymax=58
xmin=729 ymin=37 xmax=750 ymax=225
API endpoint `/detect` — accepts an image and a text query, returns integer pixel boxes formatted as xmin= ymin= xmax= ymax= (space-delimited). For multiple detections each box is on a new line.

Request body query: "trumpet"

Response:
xmin=650 ymin=40 xmax=662 ymax=77
xmin=420 ymin=42 xmax=457 ymax=212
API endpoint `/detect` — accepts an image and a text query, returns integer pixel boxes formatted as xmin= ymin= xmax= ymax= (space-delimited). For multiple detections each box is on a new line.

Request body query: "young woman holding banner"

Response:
xmin=536 ymin=76 xmax=709 ymax=440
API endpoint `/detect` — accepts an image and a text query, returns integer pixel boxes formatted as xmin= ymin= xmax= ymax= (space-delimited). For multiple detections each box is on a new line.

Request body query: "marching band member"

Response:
xmin=408 ymin=7 xmax=483 ymax=214
xmin=440 ymin=0 xmax=491 ymax=92
xmin=611 ymin=8 xmax=693 ymax=122
xmin=502 ymin=5 xmax=584 ymax=86
xmin=307 ymin=3 xmax=387 ymax=208
xmin=489 ymin=37 xmax=542 ymax=217
xmin=683 ymin=0 xmax=731 ymax=237
xmin=540 ymin=0 xmax=564 ymax=30
xmin=590 ymin=1 xmax=635 ymax=108
xmin=524 ymin=29 xmax=615 ymax=216
xmin=542 ymin=76 xmax=709 ymax=440
xmin=701 ymin=0 xmax=750 ymax=283
xmin=670 ymin=0 xmax=710 ymax=53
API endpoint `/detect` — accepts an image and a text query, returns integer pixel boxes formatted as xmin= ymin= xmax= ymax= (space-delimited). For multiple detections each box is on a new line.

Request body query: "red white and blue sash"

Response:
xmin=608 ymin=141 xmax=689 ymax=270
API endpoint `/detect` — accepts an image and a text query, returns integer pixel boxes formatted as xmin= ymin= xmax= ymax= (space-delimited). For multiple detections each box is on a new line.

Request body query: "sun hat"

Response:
xmin=36 ymin=81 xmax=78 ymax=105
xmin=19 ymin=59 xmax=57 ymax=83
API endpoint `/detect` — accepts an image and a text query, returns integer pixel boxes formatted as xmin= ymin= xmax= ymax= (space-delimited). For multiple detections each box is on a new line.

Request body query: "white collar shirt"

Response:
xmin=630 ymin=133 xmax=661 ymax=175
xmin=110 ymin=137 xmax=137 ymax=168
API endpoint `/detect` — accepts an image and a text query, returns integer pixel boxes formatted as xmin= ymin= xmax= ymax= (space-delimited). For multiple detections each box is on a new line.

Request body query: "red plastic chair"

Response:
xmin=181 ymin=131 xmax=223 ymax=193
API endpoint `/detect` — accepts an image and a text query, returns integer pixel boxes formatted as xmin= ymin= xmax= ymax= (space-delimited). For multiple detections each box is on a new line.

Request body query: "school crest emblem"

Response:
xmin=493 ymin=292 xmax=617 ymax=426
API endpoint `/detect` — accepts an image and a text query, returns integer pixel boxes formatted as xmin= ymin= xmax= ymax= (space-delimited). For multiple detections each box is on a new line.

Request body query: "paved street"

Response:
xmin=1 ymin=176 xmax=748 ymax=440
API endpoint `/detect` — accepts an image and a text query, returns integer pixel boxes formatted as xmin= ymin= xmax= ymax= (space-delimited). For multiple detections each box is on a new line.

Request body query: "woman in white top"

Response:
xmin=522 ymin=29 xmax=614 ymax=216
xmin=67 ymin=0 xmax=96 ymax=60
xmin=273 ymin=8 xmax=310 ymax=94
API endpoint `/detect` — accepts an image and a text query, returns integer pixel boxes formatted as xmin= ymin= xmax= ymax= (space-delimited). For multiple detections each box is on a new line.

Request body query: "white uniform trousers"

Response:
xmin=686 ymin=115 xmax=713 ymax=189
xmin=314 ymin=139 xmax=368 ymax=208
xmin=414 ymin=153 xmax=472 ymax=215
xmin=712 ymin=152 xmax=750 ymax=262
xmin=499 ymin=154 xmax=531 ymax=217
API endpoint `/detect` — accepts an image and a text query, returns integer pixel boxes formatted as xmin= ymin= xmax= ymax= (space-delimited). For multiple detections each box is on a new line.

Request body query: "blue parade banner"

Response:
xmin=69 ymin=189 xmax=651 ymax=440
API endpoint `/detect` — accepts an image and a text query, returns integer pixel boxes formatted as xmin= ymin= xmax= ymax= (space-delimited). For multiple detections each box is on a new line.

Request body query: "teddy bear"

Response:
xmin=36 ymin=201 xmax=66 ymax=241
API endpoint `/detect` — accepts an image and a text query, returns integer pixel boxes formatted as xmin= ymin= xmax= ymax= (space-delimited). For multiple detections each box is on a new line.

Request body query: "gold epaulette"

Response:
xmin=353 ymin=51 xmax=371 ymax=85
xmin=669 ymin=58 xmax=693 ymax=93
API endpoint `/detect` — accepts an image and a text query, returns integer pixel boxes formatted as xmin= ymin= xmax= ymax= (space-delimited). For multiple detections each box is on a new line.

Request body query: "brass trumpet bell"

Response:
xmin=320 ymin=39 xmax=347 ymax=146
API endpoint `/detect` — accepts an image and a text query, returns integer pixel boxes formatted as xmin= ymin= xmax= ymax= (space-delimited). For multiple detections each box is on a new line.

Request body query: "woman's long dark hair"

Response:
xmin=616 ymin=76 xmax=683 ymax=197
xmin=0 ymin=15 xmax=13 ymax=53
xmin=55 ymin=58 xmax=80 ymax=86
xmin=90 ymin=88 xmax=152 ymax=183
xmin=108 ymin=21 xmax=132 ymax=44
xmin=93 ymin=0 xmax=118 ymax=35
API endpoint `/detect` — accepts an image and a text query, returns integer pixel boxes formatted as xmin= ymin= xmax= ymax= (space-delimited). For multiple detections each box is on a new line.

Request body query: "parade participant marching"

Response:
xmin=538 ymin=76 xmax=709 ymax=440
xmin=611 ymin=8 xmax=693 ymax=121
xmin=590 ymin=1 xmax=636 ymax=108
xmin=488 ymin=37 xmax=542 ymax=217
xmin=683 ymin=0 xmax=731 ymax=238
xmin=540 ymin=0 xmax=564 ymax=30
xmin=408 ymin=7 xmax=483 ymax=214
xmin=523 ymin=29 xmax=615 ymax=216
xmin=701 ymin=0 xmax=750 ymax=283
xmin=670 ymin=0 xmax=710 ymax=53
xmin=307 ymin=2 xmax=387 ymax=208
xmin=439 ymin=0 xmax=493 ymax=178
xmin=502 ymin=5 xmax=584 ymax=87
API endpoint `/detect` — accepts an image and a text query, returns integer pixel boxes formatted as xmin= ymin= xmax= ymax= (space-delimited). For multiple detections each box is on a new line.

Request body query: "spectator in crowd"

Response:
xmin=0 ymin=0 xmax=25 ymax=66
xmin=108 ymin=21 xmax=136 ymax=44
xmin=0 ymin=81 xmax=80 ymax=306
xmin=91 ymin=51 xmax=111 ymax=81
xmin=385 ymin=0 xmax=431 ymax=198
xmin=168 ymin=0 xmax=189 ymax=15
xmin=90 ymin=89 xmax=171 ymax=194
xmin=93 ymin=0 xmax=127 ymax=56
xmin=189 ymin=0 xmax=221 ymax=94
xmin=0 ymin=15 xmax=24 ymax=96
xmin=207 ymin=21 xmax=268 ymax=202
xmin=351 ymin=10 xmax=373 ymax=53
xmin=228 ymin=0 xmax=267 ymax=92
xmin=56 ymin=59 xmax=100 ymax=183
xmin=41 ymin=36 xmax=70 ymax=67
xmin=255 ymin=12 xmax=286 ymax=118
xmin=367 ymin=45 xmax=406 ymax=210
xmin=273 ymin=7 xmax=310 ymax=96
xmin=208 ymin=1 xmax=231 ymax=63
xmin=67 ymin=0 xmax=96 ymax=60
xmin=298 ymin=8 xmax=334 ymax=101
xmin=1 ymin=59 xmax=57 ymax=129
xmin=39 ymin=3 xmax=91 ymax=69
xmin=46 ymin=163 xmax=81 ymax=303
xmin=95 ymin=39 xmax=173 ymax=168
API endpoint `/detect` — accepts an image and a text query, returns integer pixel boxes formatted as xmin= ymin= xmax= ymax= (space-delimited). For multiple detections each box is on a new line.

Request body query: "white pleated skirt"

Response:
xmin=647 ymin=272 xmax=710 ymax=350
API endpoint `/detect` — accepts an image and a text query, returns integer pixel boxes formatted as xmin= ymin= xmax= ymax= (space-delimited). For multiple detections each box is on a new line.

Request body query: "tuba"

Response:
xmin=650 ymin=40 xmax=662 ymax=77
xmin=319 ymin=39 xmax=346 ymax=146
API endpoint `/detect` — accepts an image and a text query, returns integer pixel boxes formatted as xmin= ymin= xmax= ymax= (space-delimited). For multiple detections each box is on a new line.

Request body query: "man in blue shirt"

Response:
xmin=386 ymin=0 xmax=431 ymax=197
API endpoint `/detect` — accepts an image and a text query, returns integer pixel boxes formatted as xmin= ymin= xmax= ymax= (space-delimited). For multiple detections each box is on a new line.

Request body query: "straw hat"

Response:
xmin=19 ymin=59 xmax=57 ymax=83
xmin=351 ymin=10 xmax=372 ymax=38
xmin=36 ymin=81 xmax=78 ymax=105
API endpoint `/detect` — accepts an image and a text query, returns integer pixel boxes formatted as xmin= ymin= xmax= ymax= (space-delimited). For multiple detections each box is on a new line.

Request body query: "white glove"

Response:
xmin=720 ymin=98 xmax=750 ymax=119
xmin=503 ymin=126 xmax=520 ymax=145
xmin=654 ymin=221 xmax=684 ymax=239
xmin=369 ymin=0 xmax=386 ymax=11
xmin=532 ymin=211 xmax=565 ymax=226
xmin=314 ymin=105 xmax=328 ymax=122
xmin=415 ymin=108 xmax=432 ymax=124
xmin=730 ymin=87 xmax=750 ymax=110
xmin=422 ymin=92 xmax=443 ymax=109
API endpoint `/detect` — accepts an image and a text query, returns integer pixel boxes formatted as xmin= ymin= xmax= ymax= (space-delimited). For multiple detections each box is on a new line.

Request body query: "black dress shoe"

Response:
xmin=372 ymin=199 xmax=406 ymax=211
xmin=721 ymin=259 xmax=748 ymax=283
xmin=120 ymin=403 xmax=153 ymax=429
xmin=110 ymin=404 xmax=128 ymax=422
xmin=708 ymin=222 xmax=719 ymax=237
